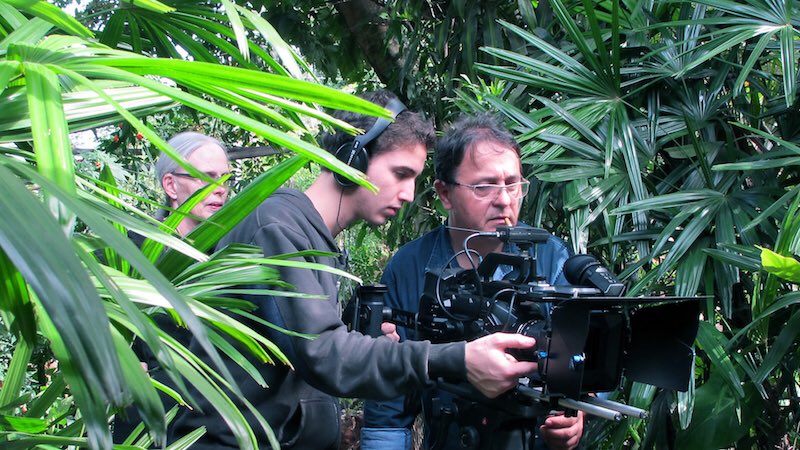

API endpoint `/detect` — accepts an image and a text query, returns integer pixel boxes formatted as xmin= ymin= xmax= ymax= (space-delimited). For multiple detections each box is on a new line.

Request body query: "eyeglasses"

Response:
xmin=172 ymin=171 xmax=232 ymax=186
xmin=450 ymin=179 xmax=530 ymax=199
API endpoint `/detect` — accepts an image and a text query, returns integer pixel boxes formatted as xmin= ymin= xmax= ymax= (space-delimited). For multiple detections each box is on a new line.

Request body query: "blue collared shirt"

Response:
xmin=363 ymin=224 xmax=572 ymax=438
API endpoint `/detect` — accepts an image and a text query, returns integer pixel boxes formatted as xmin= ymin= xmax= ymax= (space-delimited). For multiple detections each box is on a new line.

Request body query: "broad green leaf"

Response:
xmin=759 ymin=246 xmax=800 ymax=283
xmin=0 ymin=415 xmax=48 ymax=433
xmin=674 ymin=370 xmax=762 ymax=449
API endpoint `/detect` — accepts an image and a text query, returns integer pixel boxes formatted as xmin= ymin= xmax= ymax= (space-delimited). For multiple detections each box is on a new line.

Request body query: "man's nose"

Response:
xmin=398 ymin=180 xmax=416 ymax=203
xmin=492 ymin=186 xmax=513 ymax=206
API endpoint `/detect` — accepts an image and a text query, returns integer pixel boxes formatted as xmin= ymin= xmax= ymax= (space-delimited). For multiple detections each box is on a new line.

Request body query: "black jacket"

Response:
xmin=171 ymin=189 xmax=465 ymax=449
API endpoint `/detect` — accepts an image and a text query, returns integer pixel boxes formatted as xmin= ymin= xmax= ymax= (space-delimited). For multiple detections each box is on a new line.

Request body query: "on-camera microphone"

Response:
xmin=493 ymin=225 xmax=551 ymax=245
xmin=564 ymin=254 xmax=626 ymax=297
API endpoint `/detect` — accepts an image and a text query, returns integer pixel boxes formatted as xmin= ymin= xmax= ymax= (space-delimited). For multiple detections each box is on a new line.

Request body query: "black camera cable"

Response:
xmin=433 ymin=230 xmax=484 ymax=322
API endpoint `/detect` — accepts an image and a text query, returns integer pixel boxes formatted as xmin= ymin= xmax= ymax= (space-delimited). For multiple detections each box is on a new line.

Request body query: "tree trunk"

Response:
xmin=334 ymin=0 xmax=409 ymax=93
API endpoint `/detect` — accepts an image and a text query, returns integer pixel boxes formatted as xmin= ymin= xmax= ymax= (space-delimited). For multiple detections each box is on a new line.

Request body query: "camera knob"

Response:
xmin=538 ymin=351 xmax=548 ymax=360
xmin=570 ymin=354 xmax=585 ymax=371
xmin=459 ymin=426 xmax=480 ymax=449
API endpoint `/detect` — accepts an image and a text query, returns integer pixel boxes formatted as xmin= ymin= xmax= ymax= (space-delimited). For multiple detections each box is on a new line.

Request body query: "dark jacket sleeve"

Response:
xmin=363 ymin=242 xmax=429 ymax=428
xmin=246 ymin=221 xmax=465 ymax=399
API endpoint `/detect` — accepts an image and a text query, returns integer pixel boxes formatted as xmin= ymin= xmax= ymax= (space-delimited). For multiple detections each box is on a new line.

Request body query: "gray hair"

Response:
xmin=155 ymin=131 xmax=228 ymax=218
xmin=155 ymin=131 xmax=228 ymax=182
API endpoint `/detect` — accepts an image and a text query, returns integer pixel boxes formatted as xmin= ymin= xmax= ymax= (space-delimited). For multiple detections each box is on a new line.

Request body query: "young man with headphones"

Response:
xmin=171 ymin=91 xmax=543 ymax=449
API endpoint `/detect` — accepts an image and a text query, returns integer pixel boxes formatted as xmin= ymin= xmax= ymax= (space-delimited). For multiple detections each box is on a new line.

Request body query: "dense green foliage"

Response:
xmin=456 ymin=0 xmax=800 ymax=447
xmin=0 ymin=1 xmax=385 ymax=449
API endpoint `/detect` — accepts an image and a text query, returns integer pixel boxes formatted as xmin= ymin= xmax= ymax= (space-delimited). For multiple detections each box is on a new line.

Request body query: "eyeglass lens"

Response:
xmin=472 ymin=181 xmax=529 ymax=198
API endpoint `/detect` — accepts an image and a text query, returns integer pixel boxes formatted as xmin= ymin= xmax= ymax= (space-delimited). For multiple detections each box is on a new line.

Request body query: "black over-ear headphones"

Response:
xmin=333 ymin=98 xmax=407 ymax=187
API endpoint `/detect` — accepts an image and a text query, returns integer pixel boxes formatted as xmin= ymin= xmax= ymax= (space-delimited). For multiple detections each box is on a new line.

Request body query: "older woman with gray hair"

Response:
xmin=113 ymin=131 xmax=230 ymax=443
xmin=155 ymin=131 xmax=231 ymax=235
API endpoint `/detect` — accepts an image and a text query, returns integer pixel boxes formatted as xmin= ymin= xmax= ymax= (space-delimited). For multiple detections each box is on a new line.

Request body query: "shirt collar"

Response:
xmin=426 ymin=222 xmax=522 ymax=280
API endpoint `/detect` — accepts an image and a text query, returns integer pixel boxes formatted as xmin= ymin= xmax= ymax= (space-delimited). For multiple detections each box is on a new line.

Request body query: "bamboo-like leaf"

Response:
xmin=657 ymin=205 xmax=718 ymax=279
xmin=95 ymin=57 xmax=388 ymax=114
xmin=0 ymin=415 xmax=48 ymax=433
xmin=2 ymin=159 xmax=241 ymax=407
xmin=613 ymin=190 xmax=722 ymax=213
xmin=753 ymin=307 xmax=800 ymax=383
xmin=3 ymin=0 xmax=92 ymax=38
xmin=121 ymin=0 xmax=175 ymax=13
xmin=24 ymin=372 xmax=66 ymax=419
xmin=0 ymin=83 xmax=175 ymax=141
xmin=158 ymin=156 xmax=307 ymax=279
xmin=778 ymin=24 xmax=797 ymax=107
xmin=32 ymin=285 xmax=113 ymax=449
xmin=0 ymin=165 xmax=124 ymax=406
xmin=0 ymin=247 xmax=35 ymax=342
xmin=696 ymin=321 xmax=745 ymax=397
xmin=0 ymin=17 xmax=52 ymax=51
xmin=110 ymin=324 xmax=166 ymax=444
xmin=703 ymin=247 xmax=761 ymax=272
xmin=731 ymin=31 xmax=774 ymax=98
xmin=728 ymin=291 xmax=800 ymax=347
xmin=23 ymin=62 xmax=74 ymax=198
xmin=677 ymin=361 xmax=695 ymax=429
xmin=76 ymin=63 xmax=372 ymax=187
xmin=0 ymin=335 xmax=33 ymax=411
xmin=675 ymin=239 xmax=708 ymax=297
xmin=56 ymin=66 xmax=212 ymax=183
xmin=235 ymin=4 xmax=308 ymax=79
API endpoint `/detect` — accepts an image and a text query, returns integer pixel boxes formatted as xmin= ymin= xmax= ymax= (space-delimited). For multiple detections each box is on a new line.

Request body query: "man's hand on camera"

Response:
xmin=381 ymin=322 xmax=400 ymax=342
xmin=540 ymin=410 xmax=584 ymax=450
xmin=464 ymin=333 xmax=537 ymax=398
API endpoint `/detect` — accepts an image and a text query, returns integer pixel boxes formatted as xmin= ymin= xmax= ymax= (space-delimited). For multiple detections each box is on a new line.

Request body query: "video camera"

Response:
xmin=345 ymin=226 xmax=701 ymax=448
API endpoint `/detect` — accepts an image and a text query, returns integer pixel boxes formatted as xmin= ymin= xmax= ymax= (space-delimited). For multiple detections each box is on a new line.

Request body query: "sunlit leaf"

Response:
xmin=759 ymin=246 xmax=800 ymax=283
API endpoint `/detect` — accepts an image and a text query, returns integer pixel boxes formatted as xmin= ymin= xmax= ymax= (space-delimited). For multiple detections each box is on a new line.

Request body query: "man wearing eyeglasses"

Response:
xmin=362 ymin=114 xmax=584 ymax=450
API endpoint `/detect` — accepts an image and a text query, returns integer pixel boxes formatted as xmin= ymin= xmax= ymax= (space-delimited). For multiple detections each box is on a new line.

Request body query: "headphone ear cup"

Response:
xmin=333 ymin=143 xmax=369 ymax=187
xmin=332 ymin=98 xmax=405 ymax=187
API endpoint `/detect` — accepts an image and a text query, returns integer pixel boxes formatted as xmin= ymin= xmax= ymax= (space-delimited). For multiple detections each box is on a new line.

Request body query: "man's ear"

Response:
xmin=162 ymin=175 xmax=179 ymax=202
xmin=434 ymin=180 xmax=454 ymax=210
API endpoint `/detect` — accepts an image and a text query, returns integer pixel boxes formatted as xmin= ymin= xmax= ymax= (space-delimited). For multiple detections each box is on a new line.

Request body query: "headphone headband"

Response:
xmin=350 ymin=98 xmax=407 ymax=153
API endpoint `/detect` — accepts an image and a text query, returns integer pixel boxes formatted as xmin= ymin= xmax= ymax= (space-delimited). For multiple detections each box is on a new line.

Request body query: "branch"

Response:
xmin=334 ymin=0 xmax=409 ymax=91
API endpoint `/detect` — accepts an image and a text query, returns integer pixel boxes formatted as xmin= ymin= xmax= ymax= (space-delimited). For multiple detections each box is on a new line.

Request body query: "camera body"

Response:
xmin=344 ymin=226 xmax=700 ymax=424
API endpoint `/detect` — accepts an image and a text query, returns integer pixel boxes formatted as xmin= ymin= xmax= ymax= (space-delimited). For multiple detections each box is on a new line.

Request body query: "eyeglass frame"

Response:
xmin=448 ymin=178 xmax=530 ymax=199
xmin=171 ymin=171 xmax=233 ymax=186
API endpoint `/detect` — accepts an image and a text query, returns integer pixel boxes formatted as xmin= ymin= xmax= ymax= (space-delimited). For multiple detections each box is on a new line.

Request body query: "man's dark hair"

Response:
xmin=320 ymin=90 xmax=435 ymax=165
xmin=434 ymin=113 xmax=520 ymax=183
